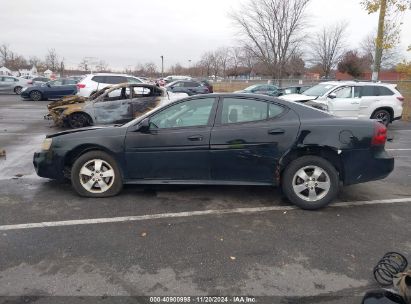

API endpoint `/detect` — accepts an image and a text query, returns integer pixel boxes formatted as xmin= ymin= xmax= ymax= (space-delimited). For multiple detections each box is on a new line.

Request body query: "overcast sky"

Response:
xmin=2 ymin=0 xmax=411 ymax=71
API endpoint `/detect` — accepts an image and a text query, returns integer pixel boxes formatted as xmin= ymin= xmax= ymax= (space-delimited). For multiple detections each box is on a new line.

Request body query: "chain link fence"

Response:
xmin=213 ymin=79 xmax=411 ymax=121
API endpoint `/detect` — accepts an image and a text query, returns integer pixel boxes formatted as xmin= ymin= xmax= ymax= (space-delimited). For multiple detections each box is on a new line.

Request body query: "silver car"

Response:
xmin=0 ymin=76 xmax=30 ymax=94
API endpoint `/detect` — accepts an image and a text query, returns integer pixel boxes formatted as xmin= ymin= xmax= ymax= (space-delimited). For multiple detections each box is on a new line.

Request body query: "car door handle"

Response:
xmin=268 ymin=128 xmax=285 ymax=135
xmin=187 ymin=135 xmax=203 ymax=141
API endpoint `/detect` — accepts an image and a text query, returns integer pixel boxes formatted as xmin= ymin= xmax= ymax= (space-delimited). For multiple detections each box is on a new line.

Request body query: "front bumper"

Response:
xmin=33 ymin=151 xmax=65 ymax=180
xmin=342 ymin=149 xmax=394 ymax=185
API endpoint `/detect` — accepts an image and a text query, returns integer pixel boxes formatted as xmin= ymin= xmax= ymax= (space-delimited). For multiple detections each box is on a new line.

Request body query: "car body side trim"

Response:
xmin=123 ymin=179 xmax=273 ymax=186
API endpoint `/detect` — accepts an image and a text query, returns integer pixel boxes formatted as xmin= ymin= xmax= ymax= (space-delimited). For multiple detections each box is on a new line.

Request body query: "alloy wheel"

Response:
xmin=375 ymin=111 xmax=390 ymax=126
xmin=79 ymin=159 xmax=115 ymax=194
xmin=292 ymin=165 xmax=331 ymax=202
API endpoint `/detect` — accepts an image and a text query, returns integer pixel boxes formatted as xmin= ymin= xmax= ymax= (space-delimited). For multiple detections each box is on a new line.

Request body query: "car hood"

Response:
xmin=46 ymin=126 xmax=108 ymax=138
xmin=279 ymin=94 xmax=317 ymax=102
xmin=48 ymin=95 xmax=88 ymax=110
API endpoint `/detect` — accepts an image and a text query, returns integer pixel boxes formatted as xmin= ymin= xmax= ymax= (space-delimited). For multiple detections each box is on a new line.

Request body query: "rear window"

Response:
xmin=376 ymin=86 xmax=394 ymax=96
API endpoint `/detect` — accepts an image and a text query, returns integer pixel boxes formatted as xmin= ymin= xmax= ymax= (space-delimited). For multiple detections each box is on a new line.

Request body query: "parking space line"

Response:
xmin=0 ymin=198 xmax=411 ymax=232
xmin=387 ymin=149 xmax=411 ymax=151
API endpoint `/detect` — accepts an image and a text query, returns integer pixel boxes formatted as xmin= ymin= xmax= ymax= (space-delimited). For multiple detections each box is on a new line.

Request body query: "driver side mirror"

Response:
xmin=46 ymin=83 xmax=51 ymax=87
xmin=137 ymin=118 xmax=150 ymax=132
xmin=328 ymin=93 xmax=337 ymax=99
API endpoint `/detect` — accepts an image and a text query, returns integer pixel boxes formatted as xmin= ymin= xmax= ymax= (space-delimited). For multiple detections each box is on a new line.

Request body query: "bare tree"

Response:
xmin=8 ymin=54 xmax=28 ymax=70
xmin=309 ymin=22 xmax=347 ymax=78
xmin=199 ymin=52 xmax=214 ymax=77
xmin=0 ymin=44 xmax=11 ymax=66
xmin=78 ymin=58 xmax=89 ymax=72
xmin=144 ymin=62 xmax=157 ymax=77
xmin=96 ymin=60 xmax=108 ymax=72
xmin=45 ymin=48 xmax=60 ymax=71
xmin=360 ymin=31 xmax=402 ymax=69
xmin=231 ymin=0 xmax=311 ymax=83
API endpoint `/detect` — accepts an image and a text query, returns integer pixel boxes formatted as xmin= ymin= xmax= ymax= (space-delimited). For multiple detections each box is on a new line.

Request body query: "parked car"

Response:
xmin=33 ymin=93 xmax=394 ymax=210
xmin=165 ymin=80 xmax=210 ymax=96
xmin=47 ymin=83 xmax=188 ymax=128
xmin=280 ymin=81 xmax=404 ymax=126
xmin=0 ymin=76 xmax=30 ymax=94
xmin=198 ymin=79 xmax=214 ymax=93
xmin=235 ymin=84 xmax=281 ymax=96
xmin=27 ymin=77 xmax=50 ymax=86
xmin=76 ymin=73 xmax=146 ymax=97
xmin=20 ymin=78 xmax=78 ymax=101
xmin=163 ymin=75 xmax=191 ymax=84
xmin=280 ymin=85 xmax=311 ymax=95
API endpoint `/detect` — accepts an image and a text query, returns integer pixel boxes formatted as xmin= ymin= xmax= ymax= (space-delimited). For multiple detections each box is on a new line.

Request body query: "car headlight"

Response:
xmin=41 ymin=138 xmax=53 ymax=151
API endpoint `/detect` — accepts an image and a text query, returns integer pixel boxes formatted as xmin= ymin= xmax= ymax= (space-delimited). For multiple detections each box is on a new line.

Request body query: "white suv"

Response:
xmin=76 ymin=73 xmax=146 ymax=97
xmin=280 ymin=81 xmax=404 ymax=125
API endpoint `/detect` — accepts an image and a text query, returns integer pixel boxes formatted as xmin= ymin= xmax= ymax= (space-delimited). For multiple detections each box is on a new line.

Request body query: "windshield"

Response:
xmin=303 ymin=84 xmax=337 ymax=97
xmin=244 ymin=85 xmax=260 ymax=91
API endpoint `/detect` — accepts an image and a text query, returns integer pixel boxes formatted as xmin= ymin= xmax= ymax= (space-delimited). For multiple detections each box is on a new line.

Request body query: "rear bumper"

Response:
xmin=33 ymin=151 xmax=65 ymax=180
xmin=342 ymin=149 xmax=394 ymax=185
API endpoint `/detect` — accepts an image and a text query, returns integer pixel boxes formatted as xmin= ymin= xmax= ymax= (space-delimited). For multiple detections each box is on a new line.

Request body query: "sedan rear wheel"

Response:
xmin=372 ymin=109 xmax=391 ymax=126
xmin=282 ymin=156 xmax=339 ymax=210
xmin=29 ymin=90 xmax=42 ymax=101
xmin=14 ymin=86 xmax=22 ymax=95
xmin=71 ymin=151 xmax=123 ymax=197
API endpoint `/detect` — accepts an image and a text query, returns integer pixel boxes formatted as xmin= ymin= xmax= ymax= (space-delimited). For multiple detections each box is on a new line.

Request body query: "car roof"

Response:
xmin=319 ymin=81 xmax=395 ymax=87
xmin=89 ymin=73 xmax=139 ymax=77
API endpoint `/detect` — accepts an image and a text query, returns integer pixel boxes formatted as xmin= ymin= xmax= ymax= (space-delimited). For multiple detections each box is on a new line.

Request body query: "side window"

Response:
xmin=133 ymin=86 xmax=153 ymax=97
xmin=333 ymin=87 xmax=352 ymax=98
xmin=361 ymin=86 xmax=376 ymax=97
xmin=353 ymin=87 xmax=361 ymax=98
xmin=184 ymin=81 xmax=199 ymax=87
xmin=63 ymin=79 xmax=77 ymax=85
xmin=104 ymin=76 xmax=126 ymax=84
xmin=150 ymin=98 xmax=215 ymax=129
xmin=221 ymin=98 xmax=269 ymax=124
xmin=269 ymin=103 xmax=285 ymax=118
xmin=4 ymin=77 xmax=16 ymax=83
xmin=377 ymin=86 xmax=394 ymax=96
xmin=49 ymin=79 xmax=63 ymax=86
xmin=92 ymin=76 xmax=105 ymax=83
xmin=173 ymin=82 xmax=184 ymax=87
xmin=103 ymin=87 xmax=130 ymax=101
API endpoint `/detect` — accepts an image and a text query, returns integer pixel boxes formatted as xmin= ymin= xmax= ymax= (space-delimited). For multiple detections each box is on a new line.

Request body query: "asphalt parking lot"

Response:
xmin=0 ymin=94 xmax=411 ymax=302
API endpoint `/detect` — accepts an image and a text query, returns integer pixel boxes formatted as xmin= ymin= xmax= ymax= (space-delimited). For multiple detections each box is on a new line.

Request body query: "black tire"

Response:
xmin=281 ymin=156 xmax=339 ymax=210
xmin=371 ymin=109 xmax=391 ymax=126
xmin=68 ymin=112 xmax=91 ymax=129
xmin=14 ymin=86 xmax=22 ymax=95
xmin=30 ymin=90 xmax=42 ymax=101
xmin=71 ymin=151 xmax=123 ymax=198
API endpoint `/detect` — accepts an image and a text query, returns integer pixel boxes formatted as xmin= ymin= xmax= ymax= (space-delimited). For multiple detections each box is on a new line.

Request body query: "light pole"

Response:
xmin=160 ymin=55 xmax=164 ymax=78
xmin=188 ymin=59 xmax=192 ymax=76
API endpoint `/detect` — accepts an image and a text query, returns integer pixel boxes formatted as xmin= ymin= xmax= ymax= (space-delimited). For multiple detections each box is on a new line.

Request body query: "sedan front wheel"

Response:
xmin=282 ymin=156 xmax=339 ymax=210
xmin=71 ymin=151 xmax=123 ymax=197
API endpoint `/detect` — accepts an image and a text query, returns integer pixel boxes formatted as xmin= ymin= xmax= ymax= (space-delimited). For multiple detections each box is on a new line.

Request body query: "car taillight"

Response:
xmin=77 ymin=84 xmax=86 ymax=89
xmin=371 ymin=122 xmax=388 ymax=146
xmin=397 ymin=96 xmax=404 ymax=102
xmin=28 ymin=81 xmax=33 ymax=85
